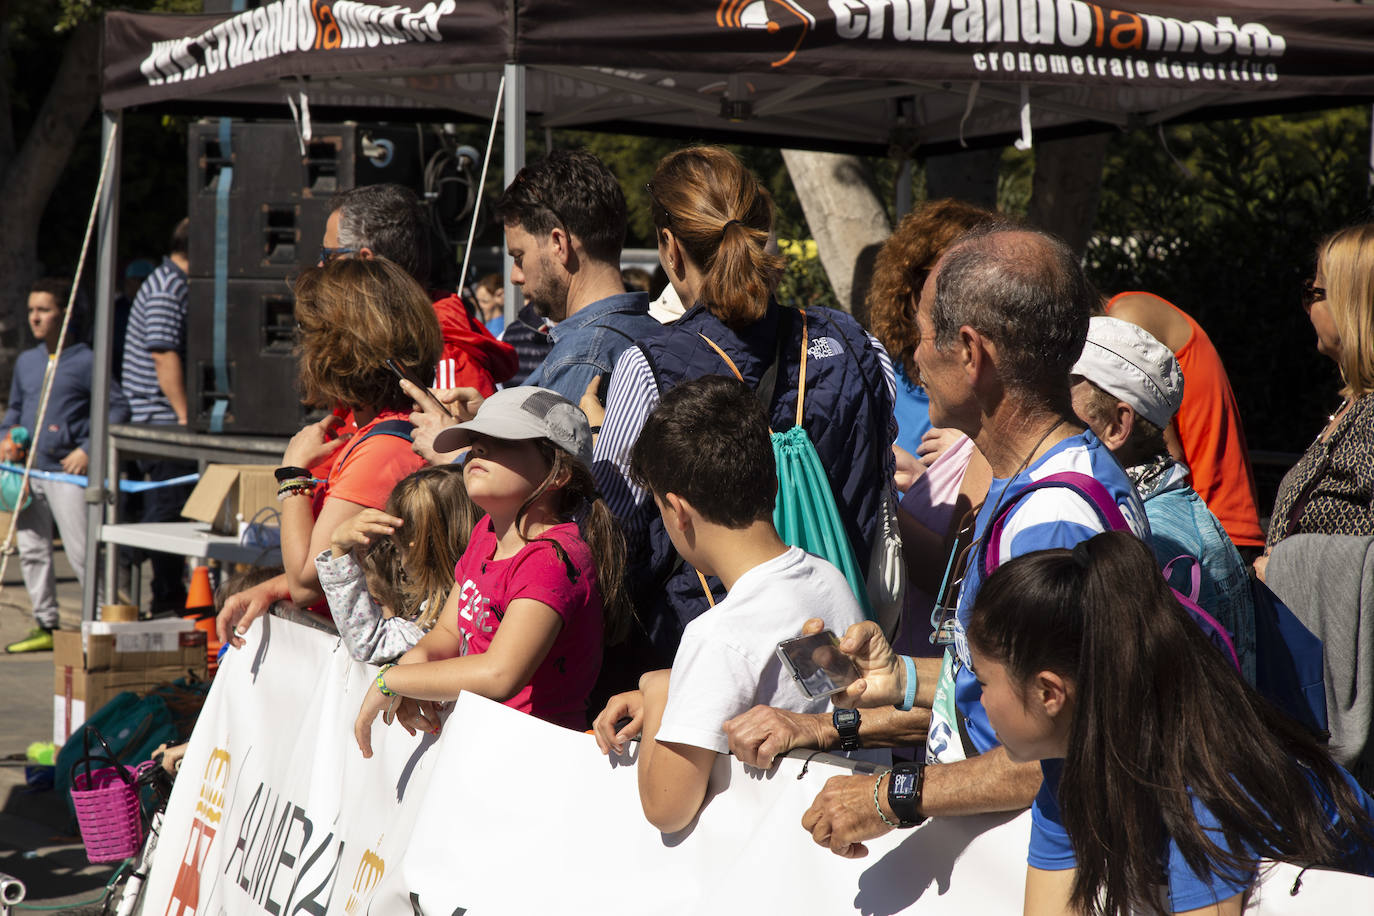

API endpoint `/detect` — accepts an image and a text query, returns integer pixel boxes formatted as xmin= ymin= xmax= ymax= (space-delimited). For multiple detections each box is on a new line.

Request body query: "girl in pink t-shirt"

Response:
xmin=354 ymin=388 xmax=630 ymax=749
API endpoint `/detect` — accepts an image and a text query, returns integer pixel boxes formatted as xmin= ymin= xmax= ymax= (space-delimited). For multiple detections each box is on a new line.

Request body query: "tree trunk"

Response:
xmin=1026 ymin=133 xmax=1111 ymax=255
xmin=782 ymin=149 xmax=892 ymax=324
xmin=0 ymin=21 xmax=100 ymax=397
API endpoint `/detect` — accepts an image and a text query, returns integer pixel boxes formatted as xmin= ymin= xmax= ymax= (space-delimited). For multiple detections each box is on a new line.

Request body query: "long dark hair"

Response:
xmin=514 ymin=441 xmax=632 ymax=647
xmin=968 ymin=531 xmax=1374 ymax=916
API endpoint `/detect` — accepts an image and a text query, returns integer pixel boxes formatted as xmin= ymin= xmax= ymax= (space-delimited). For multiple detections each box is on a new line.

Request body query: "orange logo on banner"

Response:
xmin=716 ymin=0 xmax=815 ymax=68
xmin=164 ymin=748 xmax=231 ymax=916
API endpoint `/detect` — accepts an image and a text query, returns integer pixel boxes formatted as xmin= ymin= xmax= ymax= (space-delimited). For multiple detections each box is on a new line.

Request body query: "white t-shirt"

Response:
xmin=655 ymin=547 xmax=867 ymax=754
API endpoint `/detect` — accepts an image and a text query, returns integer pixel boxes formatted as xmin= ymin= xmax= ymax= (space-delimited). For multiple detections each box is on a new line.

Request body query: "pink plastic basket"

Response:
xmin=70 ymin=727 xmax=153 ymax=863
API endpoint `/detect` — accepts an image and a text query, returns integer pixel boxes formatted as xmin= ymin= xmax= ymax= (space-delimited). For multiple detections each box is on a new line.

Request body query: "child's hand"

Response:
xmin=389 ymin=697 xmax=443 ymax=737
xmin=330 ymin=509 xmax=404 ymax=558
xmin=592 ymin=689 xmax=646 ymax=755
xmin=355 ymin=681 xmax=399 ymax=758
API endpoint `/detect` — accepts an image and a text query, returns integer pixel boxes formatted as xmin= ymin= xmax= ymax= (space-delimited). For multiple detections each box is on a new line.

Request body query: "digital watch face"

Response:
xmin=835 ymin=709 xmax=859 ymax=729
xmin=891 ymin=771 xmax=918 ymax=797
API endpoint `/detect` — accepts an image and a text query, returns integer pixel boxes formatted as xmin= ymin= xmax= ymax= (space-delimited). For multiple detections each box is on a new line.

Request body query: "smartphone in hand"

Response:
xmin=776 ymin=630 xmax=860 ymax=700
xmin=384 ymin=358 xmax=449 ymax=416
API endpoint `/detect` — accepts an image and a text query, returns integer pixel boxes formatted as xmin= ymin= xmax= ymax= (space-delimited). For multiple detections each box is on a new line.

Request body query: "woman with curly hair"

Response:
xmin=867 ymin=199 xmax=1000 ymax=455
xmin=217 ymin=257 xmax=442 ymax=647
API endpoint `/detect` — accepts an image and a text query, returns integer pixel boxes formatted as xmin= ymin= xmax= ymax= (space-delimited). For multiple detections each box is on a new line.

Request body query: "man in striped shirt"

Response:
xmin=120 ymin=218 xmax=196 ymax=613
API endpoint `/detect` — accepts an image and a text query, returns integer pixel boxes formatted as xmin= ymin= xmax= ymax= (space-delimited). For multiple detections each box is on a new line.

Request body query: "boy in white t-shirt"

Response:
xmin=591 ymin=376 xmax=866 ymax=833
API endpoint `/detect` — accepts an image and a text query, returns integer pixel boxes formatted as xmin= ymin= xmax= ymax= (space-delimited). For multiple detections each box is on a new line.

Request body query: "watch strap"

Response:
xmin=832 ymin=707 xmax=861 ymax=751
xmin=275 ymin=465 xmax=311 ymax=482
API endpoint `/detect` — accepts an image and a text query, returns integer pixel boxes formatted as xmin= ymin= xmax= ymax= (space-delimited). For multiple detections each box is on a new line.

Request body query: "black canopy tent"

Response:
xmin=85 ymin=0 xmax=1374 ymax=617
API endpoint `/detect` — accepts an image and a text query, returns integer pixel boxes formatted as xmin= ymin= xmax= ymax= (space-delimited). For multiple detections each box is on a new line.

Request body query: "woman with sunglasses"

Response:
xmin=1258 ymin=225 xmax=1374 ymax=570
xmin=1259 ymin=225 xmax=1374 ymax=788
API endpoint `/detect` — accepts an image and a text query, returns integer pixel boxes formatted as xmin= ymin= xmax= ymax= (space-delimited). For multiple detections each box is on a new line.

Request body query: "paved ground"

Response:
xmin=0 ymin=546 xmax=128 ymax=914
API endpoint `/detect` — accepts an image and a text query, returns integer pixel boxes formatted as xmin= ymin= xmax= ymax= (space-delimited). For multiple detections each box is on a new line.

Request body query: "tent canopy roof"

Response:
xmin=104 ymin=1 xmax=1374 ymax=155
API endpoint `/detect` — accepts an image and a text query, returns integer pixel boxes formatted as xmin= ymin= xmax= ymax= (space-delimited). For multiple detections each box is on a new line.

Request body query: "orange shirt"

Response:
xmin=1107 ymin=293 xmax=1264 ymax=546
xmin=320 ymin=409 xmax=423 ymax=511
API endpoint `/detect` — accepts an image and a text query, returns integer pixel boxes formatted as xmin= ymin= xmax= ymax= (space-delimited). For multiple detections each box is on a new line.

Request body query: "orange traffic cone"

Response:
xmin=186 ymin=565 xmax=214 ymax=612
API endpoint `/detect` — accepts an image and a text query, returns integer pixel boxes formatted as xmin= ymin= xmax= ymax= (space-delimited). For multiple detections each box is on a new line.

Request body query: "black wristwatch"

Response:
xmin=833 ymin=708 xmax=861 ymax=751
xmin=887 ymin=761 xmax=927 ymax=827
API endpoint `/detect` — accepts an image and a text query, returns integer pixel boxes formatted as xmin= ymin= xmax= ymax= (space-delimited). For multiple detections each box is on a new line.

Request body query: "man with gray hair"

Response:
xmin=323 ymin=184 xmax=516 ymax=395
xmin=789 ymin=227 xmax=1149 ymax=858
xmin=1071 ymin=315 xmax=1256 ymax=680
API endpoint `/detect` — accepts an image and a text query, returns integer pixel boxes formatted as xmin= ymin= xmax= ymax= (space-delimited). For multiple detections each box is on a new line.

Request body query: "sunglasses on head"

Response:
xmin=1301 ymin=277 xmax=1326 ymax=312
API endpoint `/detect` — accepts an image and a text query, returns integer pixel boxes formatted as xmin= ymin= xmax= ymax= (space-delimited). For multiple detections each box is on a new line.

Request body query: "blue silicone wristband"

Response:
xmin=897 ymin=655 xmax=918 ymax=711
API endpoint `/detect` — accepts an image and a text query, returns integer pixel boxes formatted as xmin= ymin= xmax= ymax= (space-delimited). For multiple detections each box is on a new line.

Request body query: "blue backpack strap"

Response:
xmin=330 ymin=418 xmax=414 ymax=484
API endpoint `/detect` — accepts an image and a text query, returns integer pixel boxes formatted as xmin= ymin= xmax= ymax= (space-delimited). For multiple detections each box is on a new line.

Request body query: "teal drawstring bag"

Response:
xmin=771 ymin=425 xmax=872 ymax=615
xmin=699 ymin=309 xmax=875 ymax=619
xmin=0 ymin=466 xmax=32 ymax=512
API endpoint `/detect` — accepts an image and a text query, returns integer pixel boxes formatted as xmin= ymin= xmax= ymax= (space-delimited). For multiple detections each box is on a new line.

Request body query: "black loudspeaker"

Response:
xmin=185 ymin=119 xmax=424 ymax=434
xmin=187 ymin=121 xmax=423 ymax=279
xmin=185 ymin=277 xmax=307 ymax=436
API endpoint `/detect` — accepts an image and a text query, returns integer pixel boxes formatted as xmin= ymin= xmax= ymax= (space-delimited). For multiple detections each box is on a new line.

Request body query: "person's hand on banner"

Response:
xmin=390 ymin=697 xmax=443 ymax=736
xmin=801 ymin=773 xmax=893 ymax=859
xmin=591 ymin=688 xmax=647 ymax=755
xmin=356 ymin=680 xmax=401 ymax=758
xmin=217 ymin=579 xmax=286 ymax=648
xmin=724 ymin=705 xmax=828 ymax=769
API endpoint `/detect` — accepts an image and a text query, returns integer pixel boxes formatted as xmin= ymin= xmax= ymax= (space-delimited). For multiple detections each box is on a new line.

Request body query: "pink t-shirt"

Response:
xmin=451 ymin=517 xmax=603 ymax=730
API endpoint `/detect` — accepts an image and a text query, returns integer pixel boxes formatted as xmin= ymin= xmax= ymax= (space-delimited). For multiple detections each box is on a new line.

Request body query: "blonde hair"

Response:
xmin=1319 ymin=224 xmax=1374 ymax=399
xmin=647 ymin=146 xmax=784 ymax=328
xmin=294 ymin=257 xmax=441 ymax=412
xmin=365 ymin=465 xmax=480 ymax=630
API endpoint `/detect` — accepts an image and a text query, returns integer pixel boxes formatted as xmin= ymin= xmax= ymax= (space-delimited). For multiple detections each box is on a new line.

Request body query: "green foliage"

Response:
xmin=1086 ymin=108 xmax=1373 ymax=462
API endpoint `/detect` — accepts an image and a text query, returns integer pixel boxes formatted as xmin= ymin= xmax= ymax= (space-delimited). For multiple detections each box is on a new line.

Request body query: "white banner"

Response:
xmin=141 ymin=615 xmax=1373 ymax=915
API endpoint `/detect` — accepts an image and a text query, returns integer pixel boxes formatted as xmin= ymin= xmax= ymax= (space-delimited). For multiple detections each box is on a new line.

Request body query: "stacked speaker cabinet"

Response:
xmin=185 ymin=120 xmax=421 ymax=435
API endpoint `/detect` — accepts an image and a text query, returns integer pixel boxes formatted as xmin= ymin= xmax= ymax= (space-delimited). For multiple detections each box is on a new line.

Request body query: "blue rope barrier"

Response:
xmin=0 ymin=463 xmax=200 ymax=493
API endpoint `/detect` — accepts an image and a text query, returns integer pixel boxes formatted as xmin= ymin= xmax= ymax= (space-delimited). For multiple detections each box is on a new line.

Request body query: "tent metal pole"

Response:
xmin=502 ymin=63 xmax=526 ymax=327
xmin=86 ymin=110 xmax=122 ymax=620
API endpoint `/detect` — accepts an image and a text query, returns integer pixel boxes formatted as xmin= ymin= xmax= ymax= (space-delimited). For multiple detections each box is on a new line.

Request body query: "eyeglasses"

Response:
xmin=929 ymin=506 xmax=981 ymax=646
xmin=319 ymin=246 xmax=357 ymax=264
xmin=1302 ymin=277 xmax=1326 ymax=312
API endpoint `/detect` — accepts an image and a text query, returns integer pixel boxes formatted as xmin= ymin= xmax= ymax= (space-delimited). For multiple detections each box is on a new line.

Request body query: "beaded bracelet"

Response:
xmin=873 ymin=773 xmax=899 ymax=828
xmin=276 ymin=478 xmax=316 ymax=501
xmin=376 ymin=663 xmax=396 ymax=697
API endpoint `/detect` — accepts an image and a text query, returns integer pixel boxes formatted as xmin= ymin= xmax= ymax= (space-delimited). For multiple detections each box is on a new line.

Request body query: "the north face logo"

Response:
xmin=717 ymin=0 xmax=815 ymax=68
xmin=808 ymin=336 xmax=844 ymax=360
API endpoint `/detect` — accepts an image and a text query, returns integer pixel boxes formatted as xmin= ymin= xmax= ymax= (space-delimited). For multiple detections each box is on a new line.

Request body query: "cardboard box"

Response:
xmin=53 ymin=627 xmax=208 ymax=745
xmin=83 ymin=620 xmax=206 ymax=671
xmin=182 ymin=464 xmax=280 ymax=535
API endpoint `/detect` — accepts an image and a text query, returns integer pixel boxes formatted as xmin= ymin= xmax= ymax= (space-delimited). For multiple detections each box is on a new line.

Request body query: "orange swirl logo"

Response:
xmin=717 ymin=0 xmax=815 ymax=68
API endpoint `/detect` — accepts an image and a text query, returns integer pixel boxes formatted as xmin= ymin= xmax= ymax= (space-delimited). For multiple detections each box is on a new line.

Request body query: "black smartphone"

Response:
xmin=385 ymin=358 xmax=449 ymax=415
xmin=776 ymin=630 xmax=860 ymax=700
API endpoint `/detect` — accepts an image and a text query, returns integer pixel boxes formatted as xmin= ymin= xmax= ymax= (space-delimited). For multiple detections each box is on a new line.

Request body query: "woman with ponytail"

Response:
xmin=966 ymin=530 xmax=1374 ymax=915
xmin=591 ymin=145 xmax=895 ymax=676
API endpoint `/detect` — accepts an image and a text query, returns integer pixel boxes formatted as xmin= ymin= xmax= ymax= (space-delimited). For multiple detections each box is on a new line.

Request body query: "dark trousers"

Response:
xmin=120 ymin=457 xmax=198 ymax=613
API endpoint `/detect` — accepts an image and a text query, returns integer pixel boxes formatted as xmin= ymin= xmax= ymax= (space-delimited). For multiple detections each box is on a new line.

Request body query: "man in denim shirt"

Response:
xmin=496 ymin=150 xmax=662 ymax=405
xmin=1071 ymin=316 xmax=1257 ymax=681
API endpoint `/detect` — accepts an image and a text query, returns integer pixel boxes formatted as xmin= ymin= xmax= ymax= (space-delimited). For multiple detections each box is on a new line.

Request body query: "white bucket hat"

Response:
xmin=1072 ymin=316 xmax=1184 ymax=428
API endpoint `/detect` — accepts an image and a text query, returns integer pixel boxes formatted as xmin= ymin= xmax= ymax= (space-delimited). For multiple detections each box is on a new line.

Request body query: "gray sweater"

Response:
xmin=1267 ymin=534 xmax=1374 ymax=786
